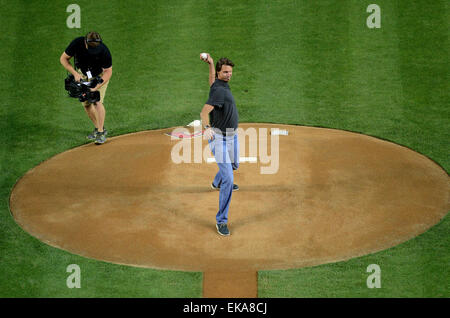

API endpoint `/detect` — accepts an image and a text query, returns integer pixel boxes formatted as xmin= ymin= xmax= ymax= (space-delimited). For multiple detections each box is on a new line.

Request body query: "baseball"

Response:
xmin=201 ymin=53 xmax=208 ymax=60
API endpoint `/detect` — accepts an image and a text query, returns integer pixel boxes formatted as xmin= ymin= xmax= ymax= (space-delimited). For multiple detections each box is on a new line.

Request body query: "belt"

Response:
xmin=218 ymin=130 xmax=237 ymax=137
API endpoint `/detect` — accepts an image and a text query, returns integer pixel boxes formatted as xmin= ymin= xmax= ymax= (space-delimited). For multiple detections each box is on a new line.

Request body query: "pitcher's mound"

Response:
xmin=10 ymin=124 xmax=449 ymax=272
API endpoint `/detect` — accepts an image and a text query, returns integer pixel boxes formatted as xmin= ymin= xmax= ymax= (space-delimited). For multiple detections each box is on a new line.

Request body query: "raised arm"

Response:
xmin=200 ymin=53 xmax=215 ymax=86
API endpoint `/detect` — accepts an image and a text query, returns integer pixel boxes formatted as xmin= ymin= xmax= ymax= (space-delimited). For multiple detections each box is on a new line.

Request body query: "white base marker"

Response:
xmin=271 ymin=129 xmax=289 ymax=135
xmin=207 ymin=157 xmax=257 ymax=163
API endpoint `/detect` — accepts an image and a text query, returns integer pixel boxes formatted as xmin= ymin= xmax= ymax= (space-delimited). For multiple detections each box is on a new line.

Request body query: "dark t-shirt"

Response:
xmin=65 ymin=37 xmax=112 ymax=77
xmin=206 ymin=79 xmax=239 ymax=133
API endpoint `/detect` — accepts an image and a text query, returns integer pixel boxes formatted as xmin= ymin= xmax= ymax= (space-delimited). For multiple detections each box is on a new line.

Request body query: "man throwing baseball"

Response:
xmin=200 ymin=53 xmax=239 ymax=236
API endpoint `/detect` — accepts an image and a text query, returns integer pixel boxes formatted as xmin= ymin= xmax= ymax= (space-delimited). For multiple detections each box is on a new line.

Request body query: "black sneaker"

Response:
xmin=87 ymin=128 xmax=108 ymax=141
xmin=87 ymin=128 xmax=98 ymax=141
xmin=211 ymin=183 xmax=239 ymax=191
xmin=216 ymin=223 xmax=230 ymax=236
xmin=95 ymin=131 xmax=107 ymax=145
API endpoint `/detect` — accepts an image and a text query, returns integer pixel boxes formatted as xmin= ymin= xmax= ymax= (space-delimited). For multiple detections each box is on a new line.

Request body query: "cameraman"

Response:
xmin=60 ymin=31 xmax=112 ymax=144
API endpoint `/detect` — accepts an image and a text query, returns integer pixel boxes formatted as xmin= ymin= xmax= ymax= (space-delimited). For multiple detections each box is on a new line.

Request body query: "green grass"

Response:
xmin=0 ymin=0 xmax=448 ymax=297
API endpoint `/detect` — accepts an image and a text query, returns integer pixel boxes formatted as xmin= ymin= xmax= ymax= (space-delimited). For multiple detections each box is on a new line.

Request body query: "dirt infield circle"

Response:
xmin=10 ymin=124 xmax=449 ymax=272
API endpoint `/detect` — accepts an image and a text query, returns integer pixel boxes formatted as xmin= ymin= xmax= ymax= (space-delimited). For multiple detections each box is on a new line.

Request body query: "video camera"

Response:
xmin=64 ymin=74 xmax=103 ymax=103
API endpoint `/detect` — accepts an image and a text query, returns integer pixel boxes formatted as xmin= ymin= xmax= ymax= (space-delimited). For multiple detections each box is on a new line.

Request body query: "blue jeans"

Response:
xmin=208 ymin=133 xmax=239 ymax=224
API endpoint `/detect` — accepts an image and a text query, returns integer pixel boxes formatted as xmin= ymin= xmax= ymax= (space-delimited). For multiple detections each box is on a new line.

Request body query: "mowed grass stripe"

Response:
xmin=252 ymin=1 xmax=353 ymax=127
xmin=342 ymin=0 xmax=405 ymax=136
xmin=394 ymin=0 xmax=449 ymax=297
xmin=395 ymin=0 xmax=449 ymax=169
xmin=248 ymin=1 xmax=305 ymax=124
xmin=0 ymin=1 xmax=19 ymax=179
xmin=1 ymin=2 xmax=79 ymax=298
